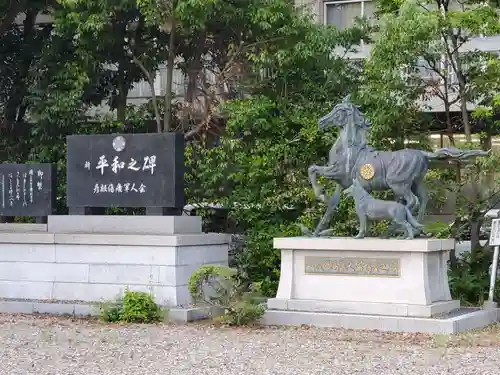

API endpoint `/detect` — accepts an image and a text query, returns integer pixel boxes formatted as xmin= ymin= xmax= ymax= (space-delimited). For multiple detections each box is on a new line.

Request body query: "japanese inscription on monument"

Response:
xmin=304 ymin=256 xmax=401 ymax=277
xmin=0 ymin=163 xmax=56 ymax=216
xmin=66 ymin=133 xmax=184 ymax=209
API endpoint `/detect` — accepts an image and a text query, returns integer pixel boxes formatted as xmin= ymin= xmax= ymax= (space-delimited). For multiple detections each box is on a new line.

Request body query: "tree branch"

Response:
xmin=129 ymin=53 xmax=162 ymax=133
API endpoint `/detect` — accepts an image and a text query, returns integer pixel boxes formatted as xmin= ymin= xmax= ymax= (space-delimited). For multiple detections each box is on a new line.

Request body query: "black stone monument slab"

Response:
xmin=66 ymin=133 xmax=184 ymax=214
xmin=0 ymin=163 xmax=56 ymax=219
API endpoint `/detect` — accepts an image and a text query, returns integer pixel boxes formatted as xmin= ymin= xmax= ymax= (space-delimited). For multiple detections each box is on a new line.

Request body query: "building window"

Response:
xmin=324 ymin=0 xmax=375 ymax=30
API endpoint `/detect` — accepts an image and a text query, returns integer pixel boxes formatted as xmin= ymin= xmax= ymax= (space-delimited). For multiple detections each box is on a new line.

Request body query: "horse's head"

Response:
xmin=318 ymin=96 xmax=370 ymax=132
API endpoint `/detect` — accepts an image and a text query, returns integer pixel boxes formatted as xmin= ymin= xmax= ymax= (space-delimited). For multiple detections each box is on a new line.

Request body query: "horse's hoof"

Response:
xmin=318 ymin=229 xmax=334 ymax=237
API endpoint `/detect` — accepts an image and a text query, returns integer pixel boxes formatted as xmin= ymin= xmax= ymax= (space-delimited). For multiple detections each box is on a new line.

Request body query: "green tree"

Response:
xmin=54 ymin=0 xmax=168 ymax=127
xmin=0 ymin=0 xmax=55 ymax=130
xmin=355 ymin=2 xmax=435 ymax=150
xmin=358 ymin=0 xmax=500 ymax=251
xmin=186 ymin=11 xmax=371 ymax=295
xmin=365 ymin=0 xmax=500 ymax=144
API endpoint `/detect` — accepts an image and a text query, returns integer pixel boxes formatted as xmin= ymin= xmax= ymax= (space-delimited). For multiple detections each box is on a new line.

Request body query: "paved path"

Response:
xmin=0 ymin=314 xmax=499 ymax=375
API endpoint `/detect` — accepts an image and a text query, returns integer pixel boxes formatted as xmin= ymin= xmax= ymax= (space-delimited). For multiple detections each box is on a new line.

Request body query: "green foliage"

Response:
xmin=0 ymin=4 xmax=55 ymax=128
xmin=424 ymin=221 xmax=452 ymax=238
xmin=121 ymin=290 xmax=164 ymax=323
xmin=54 ymin=0 xmax=168 ymax=122
xmin=100 ymin=297 xmax=124 ymax=322
xmin=359 ymin=0 xmax=500 ymax=146
xmin=188 ymin=265 xmax=265 ymax=325
xmin=188 ymin=265 xmax=237 ymax=301
xmin=355 ymin=1 xmax=435 ymax=149
xmin=184 ymin=15 xmax=374 ymax=296
xmin=99 ymin=289 xmax=164 ymax=323
xmin=217 ymin=301 xmax=265 ymax=326
xmin=449 ymin=250 xmax=500 ymax=306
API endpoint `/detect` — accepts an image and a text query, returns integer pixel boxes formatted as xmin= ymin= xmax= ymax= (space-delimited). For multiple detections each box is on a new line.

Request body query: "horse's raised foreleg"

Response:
xmin=308 ymin=164 xmax=323 ymax=201
xmin=308 ymin=164 xmax=338 ymax=202
xmin=306 ymin=164 xmax=343 ymax=236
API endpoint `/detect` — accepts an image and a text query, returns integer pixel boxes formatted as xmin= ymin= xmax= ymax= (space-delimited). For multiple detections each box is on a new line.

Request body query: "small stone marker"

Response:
xmin=488 ymin=218 xmax=500 ymax=305
xmin=489 ymin=218 xmax=500 ymax=247
xmin=0 ymin=163 xmax=56 ymax=217
xmin=66 ymin=133 xmax=184 ymax=214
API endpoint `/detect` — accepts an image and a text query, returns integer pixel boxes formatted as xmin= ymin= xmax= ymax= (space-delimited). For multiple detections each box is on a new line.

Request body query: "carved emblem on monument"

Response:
xmin=359 ymin=164 xmax=375 ymax=180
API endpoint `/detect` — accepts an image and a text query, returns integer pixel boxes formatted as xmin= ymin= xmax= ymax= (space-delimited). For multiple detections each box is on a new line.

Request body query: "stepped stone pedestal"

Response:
xmin=0 ymin=215 xmax=230 ymax=322
xmin=263 ymin=237 xmax=499 ymax=334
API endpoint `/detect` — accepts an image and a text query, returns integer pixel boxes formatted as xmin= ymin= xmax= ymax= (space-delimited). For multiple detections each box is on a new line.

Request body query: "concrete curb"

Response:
xmin=0 ymin=300 xmax=222 ymax=323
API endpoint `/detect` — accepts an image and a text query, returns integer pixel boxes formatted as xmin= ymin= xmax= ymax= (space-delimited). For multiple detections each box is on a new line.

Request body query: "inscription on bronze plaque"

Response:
xmin=304 ymin=256 xmax=400 ymax=277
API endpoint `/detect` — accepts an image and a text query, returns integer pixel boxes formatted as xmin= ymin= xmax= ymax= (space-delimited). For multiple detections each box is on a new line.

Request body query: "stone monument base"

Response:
xmin=263 ymin=308 xmax=499 ymax=334
xmin=0 ymin=215 xmax=229 ymax=323
xmin=262 ymin=237 xmax=499 ymax=334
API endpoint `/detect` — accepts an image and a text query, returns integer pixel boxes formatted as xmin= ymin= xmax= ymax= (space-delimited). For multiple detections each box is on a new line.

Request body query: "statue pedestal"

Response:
xmin=264 ymin=237 xmax=499 ymax=333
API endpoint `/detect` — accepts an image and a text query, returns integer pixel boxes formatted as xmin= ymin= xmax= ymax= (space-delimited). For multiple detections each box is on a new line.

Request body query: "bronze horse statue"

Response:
xmin=305 ymin=97 xmax=489 ymax=237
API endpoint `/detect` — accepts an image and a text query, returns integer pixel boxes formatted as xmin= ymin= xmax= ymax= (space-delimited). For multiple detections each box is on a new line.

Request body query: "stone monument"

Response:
xmin=0 ymin=133 xmax=229 ymax=322
xmin=263 ymin=97 xmax=499 ymax=334
xmin=66 ymin=133 xmax=184 ymax=215
xmin=0 ymin=163 xmax=56 ymax=224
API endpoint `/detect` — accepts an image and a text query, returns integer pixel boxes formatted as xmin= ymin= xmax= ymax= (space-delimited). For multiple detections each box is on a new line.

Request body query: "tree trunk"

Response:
xmin=459 ymin=85 xmax=471 ymax=142
xmin=116 ymin=96 xmax=126 ymax=124
xmin=481 ymin=133 xmax=492 ymax=151
xmin=447 ymin=32 xmax=471 ymax=142
xmin=183 ymin=35 xmax=204 ymax=132
xmin=3 ymin=8 xmax=36 ymax=129
xmin=116 ymin=68 xmax=127 ymax=124
xmin=163 ymin=21 xmax=176 ymax=133
xmin=444 ymin=102 xmax=455 ymax=146
xmin=131 ymin=55 xmax=162 ymax=132
xmin=470 ymin=206 xmax=481 ymax=251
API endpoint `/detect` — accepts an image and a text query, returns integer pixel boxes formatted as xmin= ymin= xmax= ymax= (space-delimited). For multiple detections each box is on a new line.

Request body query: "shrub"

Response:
xmin=100 ymin=297 xmax=123 ymax=323
xmin=188 ymin=265 xmax=265 ymax=326
xmin=448 ymin=249 xmax=500 ymax=306
xmin=99 ymin=289 xmax=164 ymax=323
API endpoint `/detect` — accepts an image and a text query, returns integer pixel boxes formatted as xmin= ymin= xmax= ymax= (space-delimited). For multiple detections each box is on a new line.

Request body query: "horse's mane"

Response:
xmin=341 ymin=103 xmax=370 ymax=149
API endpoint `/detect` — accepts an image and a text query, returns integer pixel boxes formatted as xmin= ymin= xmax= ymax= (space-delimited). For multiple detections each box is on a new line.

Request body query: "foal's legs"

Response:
xmin=355 ymin=212 xmax=368 ymax=239
xmin=387 ymin=184 xmax=420 ymax=237
xmin=389 ymin=184 xmax=419 ymax=213
xmin=392 ymin=218 xmax=414 ymax=240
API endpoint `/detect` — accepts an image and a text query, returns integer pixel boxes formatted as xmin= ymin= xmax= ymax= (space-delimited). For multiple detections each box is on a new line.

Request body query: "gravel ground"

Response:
xmin=1 ymin=314 xmax=500 ymax=375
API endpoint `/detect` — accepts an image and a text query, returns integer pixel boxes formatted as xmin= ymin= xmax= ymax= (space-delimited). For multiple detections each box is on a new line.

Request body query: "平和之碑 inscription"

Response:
xmin=66 ymin=133 xmax=184 ymax=209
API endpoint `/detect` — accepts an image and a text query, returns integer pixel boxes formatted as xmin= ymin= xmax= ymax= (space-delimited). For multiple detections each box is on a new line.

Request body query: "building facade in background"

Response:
xmin=295 ymin=0 xmax=500 ymax=116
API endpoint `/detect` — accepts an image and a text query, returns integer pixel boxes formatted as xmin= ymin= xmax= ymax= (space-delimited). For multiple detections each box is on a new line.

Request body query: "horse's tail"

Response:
xmin=405 ymin=207 xmax=424 ymax=229
xmin=420 ymin=148 xmax=490 ymax=162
